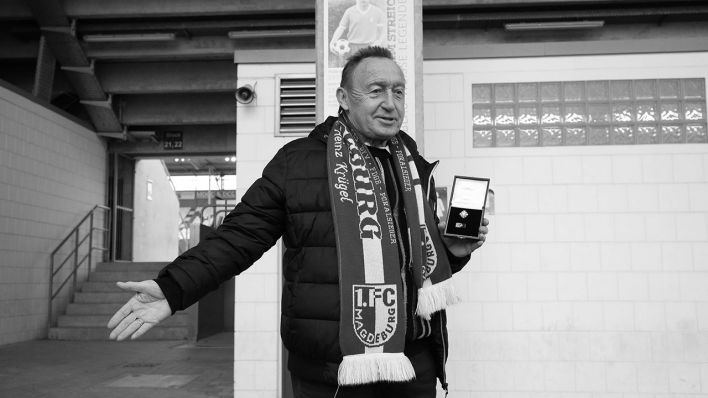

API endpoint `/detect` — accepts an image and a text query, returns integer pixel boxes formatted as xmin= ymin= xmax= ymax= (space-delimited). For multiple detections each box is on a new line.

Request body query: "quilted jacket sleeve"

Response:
xmin=155 ymin=146 xmax=288 ymax=313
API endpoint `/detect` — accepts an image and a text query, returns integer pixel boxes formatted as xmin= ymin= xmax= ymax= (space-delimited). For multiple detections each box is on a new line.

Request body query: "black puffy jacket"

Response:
xmin=156 ymin=116 xmax=469 ymax=386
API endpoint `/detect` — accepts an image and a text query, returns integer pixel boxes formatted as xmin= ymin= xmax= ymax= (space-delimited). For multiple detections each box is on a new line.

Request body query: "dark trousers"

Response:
xmin=291 ymin=340 xmax=438 ymax=398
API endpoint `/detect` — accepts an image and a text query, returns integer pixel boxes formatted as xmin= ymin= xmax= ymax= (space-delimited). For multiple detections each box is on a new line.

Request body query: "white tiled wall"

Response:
xmin=425 ymin=52 xmax=708 ymax=397
xmin=0 ymin=85 xmax=106 ymax=345
xmin=234 ymin=63 xmax=314 ymax=397
xmin=234 ymin=53 xmax=708 ymax=397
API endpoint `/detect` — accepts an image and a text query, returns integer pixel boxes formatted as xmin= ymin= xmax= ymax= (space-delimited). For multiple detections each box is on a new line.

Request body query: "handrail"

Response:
xmin=48 ymin=205 xmax=111 ymax=330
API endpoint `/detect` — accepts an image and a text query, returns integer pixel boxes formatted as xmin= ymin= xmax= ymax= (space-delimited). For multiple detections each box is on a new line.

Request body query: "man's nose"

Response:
xmin=381 ymin=90 xmax=395 ymax=109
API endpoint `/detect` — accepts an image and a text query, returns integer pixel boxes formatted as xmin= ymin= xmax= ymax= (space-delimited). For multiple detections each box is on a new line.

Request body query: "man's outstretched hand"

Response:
xmin=439 ymin=218 xmax=489 ymax=258
xmin=107 ymin=280 xmax=171 ymax=341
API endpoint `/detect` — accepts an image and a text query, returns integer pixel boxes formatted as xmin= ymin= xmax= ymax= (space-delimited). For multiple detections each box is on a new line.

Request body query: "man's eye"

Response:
xmin=370 ymin=88 xmax=382 ymax=95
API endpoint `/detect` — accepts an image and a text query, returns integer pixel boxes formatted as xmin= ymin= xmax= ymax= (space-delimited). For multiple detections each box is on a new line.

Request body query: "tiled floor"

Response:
xmin=0 ymin=333 xmax=233 ymax=398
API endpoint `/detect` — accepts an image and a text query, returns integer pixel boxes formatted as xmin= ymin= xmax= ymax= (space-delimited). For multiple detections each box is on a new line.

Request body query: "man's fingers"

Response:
xmin=131 ymin=321 xmax=153 ymax=340
xmin=107 ymin=299 xmax=135 ymax=328
xmin=109 ymin=311 xmax=137 ymax=340
xmin=116 ymin=318 xmax=144 ymax=341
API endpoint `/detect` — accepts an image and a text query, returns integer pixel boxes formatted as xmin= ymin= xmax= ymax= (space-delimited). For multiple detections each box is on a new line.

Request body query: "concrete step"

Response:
xmin=48 ymin=327 xmax=189 ymax=341
xmin=74 ymin=291 xmax=134 ymax=304
xmin=66 ymin=303 xmax=121 ymax=315
xmin=89 ymin=271 xmax=158 ymax=282
xmin=50 ymin=261 xmax=191 ymax=342
xmin=95 ymin=262 xmax=169 ymax=273
xmin=57 ymin=314 xmax=189 ymax=328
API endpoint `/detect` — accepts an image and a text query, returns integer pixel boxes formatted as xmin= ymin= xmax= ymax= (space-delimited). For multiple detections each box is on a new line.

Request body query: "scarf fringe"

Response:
xmin=338 ymin=352 xmax=416 ymax=386
xmin=415 ymin=278 xmax=461 ymax=320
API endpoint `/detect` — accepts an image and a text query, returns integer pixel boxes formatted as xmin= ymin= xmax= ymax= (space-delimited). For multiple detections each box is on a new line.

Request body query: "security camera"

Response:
xmin=235 ymin=84 xmax=256 ymax=104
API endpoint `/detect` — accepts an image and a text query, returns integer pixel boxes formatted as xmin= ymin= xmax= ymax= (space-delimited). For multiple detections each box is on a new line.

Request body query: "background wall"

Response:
xmin=0 ymin=83 xmax=106 ymax=345
xmin=233 ymin=52 xmax=708 ymax=397
xmin=234 ymin=62 xmax=313 ymax=397
xmin=132 ymin=159 xmax=180 ymax=261
xmin=424 ymin=52 xmax=708 ymax=397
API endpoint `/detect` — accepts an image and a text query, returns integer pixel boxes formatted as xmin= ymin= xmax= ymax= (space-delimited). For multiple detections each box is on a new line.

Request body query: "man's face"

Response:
xmin=357 ymin=0 xmax=370 ymax=7
xmin=337 ymin=57 xmax=406 ymax=143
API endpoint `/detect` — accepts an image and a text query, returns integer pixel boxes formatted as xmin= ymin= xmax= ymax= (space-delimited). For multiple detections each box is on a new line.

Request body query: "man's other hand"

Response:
xmin=438 ymin=218 xmax=489 ymax=258
xmin=107 ymin=280 xmax=171 ymax=341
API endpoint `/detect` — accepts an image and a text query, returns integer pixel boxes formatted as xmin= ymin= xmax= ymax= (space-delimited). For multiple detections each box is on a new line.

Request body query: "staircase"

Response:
xmin=49 ymin=262 xmax=192 ymax=341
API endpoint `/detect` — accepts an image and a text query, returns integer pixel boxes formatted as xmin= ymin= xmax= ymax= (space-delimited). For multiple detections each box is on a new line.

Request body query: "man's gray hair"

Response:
xmin=339 ymin=46 xmax=395 ymax=89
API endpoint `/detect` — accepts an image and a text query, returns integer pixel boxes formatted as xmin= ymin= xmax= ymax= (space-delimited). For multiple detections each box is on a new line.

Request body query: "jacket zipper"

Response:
xmin=440 ymin=313 xmax=449 ymax=396
xmin=427 ymin=160 xmax=449 ymax=394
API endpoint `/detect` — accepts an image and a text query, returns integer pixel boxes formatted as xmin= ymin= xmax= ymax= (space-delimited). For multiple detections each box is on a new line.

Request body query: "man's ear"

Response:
xmin=336 ymin=87 xmax=350 ymax=111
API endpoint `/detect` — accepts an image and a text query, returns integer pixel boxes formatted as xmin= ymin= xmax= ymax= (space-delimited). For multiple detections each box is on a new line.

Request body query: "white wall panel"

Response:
xmin=425 ymin=52 xmax=708 ymax=397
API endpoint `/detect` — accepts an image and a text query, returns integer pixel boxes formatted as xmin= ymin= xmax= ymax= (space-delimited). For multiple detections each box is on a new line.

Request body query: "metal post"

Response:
xmin=111 ymin=153 xmax=118 ymax=262
xmin=207 ymin=168 xmax=212 ymax=206
xmin=106 ymin=207 xmax=111 ymax=262
xmin=73 ymin=228 xmax=79 ymax=291
xmin=48 ymin=254 xmax=54 ymax=330
xmin=88 ymin=209 xmax=94 ymax=272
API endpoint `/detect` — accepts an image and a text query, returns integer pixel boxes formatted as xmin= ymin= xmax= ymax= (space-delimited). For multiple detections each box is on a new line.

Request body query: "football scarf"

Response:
xmin=327 ymin=111 xmax=459 ymax=386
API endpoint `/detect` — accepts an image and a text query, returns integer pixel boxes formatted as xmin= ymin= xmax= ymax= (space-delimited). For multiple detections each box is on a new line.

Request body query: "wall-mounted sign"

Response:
xmin=162 ymin=131 xmax=183 ymax=150
xmin=177 ymin=190 xmax=237 ymax=200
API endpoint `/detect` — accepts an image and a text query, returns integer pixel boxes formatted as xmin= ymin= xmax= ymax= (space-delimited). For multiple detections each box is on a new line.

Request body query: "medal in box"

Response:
xmin=444 ymin=176 xmax=490 ymax=239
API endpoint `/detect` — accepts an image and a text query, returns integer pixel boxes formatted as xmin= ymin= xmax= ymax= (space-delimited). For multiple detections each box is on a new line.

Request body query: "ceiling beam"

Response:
xmin=424 ymin=4 xmax=708 ymax=24
xmin=109 ymin=124 xmax=236 ymax=157
xmin=5 ymin=0 xmax=708 ymax=21
xmin=76 ymin=17 xmax=314 ymax=35
xmin=0 ymin=35 xmax=38 ymax=60
xmin=84 ymin=36 xmax=314 ymax=61
xmin=62 ymin=0 xmax=315 ymax=18
xmin=24 ymin=0 xmax=124 ymax=134
xmin=234 ymin=49 xmax=316 ymax=64
xmin=97 ymin=61 xmax=237 ymax=94
xmin=52 ymin=0 xmax=708 ymax=19
xmin=423 ymin=0 xmax=708 ymax=8
xmin=0 ymin=0 xmax=32 ymax=20
xmin=119 ymin=93 xmax=235 ymax=125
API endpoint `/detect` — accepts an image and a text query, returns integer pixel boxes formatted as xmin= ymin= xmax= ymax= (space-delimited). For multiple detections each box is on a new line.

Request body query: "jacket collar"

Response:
xmin=308 ymin=116 xmax=338 ymax=144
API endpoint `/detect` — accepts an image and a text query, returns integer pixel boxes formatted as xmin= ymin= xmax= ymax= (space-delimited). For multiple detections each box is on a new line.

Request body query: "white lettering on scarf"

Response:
xmin=346 ymin=135 xmax=382 ymax=240
xmin=353 ymin=284 xmax=397 ymax=347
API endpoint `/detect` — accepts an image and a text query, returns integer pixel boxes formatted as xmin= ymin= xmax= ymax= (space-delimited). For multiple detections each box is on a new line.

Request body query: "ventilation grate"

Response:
xmin=276 ymin=75 xmax=316 ymax=136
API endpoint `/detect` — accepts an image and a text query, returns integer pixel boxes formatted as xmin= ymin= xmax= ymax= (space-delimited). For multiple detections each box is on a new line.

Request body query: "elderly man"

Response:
xmin=108 ymin=46 xmax=488 ymax=398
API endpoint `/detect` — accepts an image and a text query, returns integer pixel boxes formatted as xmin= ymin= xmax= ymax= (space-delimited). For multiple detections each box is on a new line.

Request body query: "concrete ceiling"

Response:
xmin=1 ymin=0 xmax=707 ymax=175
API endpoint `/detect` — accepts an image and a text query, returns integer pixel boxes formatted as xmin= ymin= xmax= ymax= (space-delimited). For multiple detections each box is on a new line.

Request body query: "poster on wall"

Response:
xmin=322 ymin=0 xmax=416 ymax=133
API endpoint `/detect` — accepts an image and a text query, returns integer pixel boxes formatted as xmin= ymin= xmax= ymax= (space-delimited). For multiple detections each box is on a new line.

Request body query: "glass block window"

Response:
xmin=472 ymin=78 xmax=707 ymax=147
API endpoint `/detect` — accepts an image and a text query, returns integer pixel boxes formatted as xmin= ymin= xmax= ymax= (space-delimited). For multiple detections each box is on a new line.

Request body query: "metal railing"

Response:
xmin=48 ymin=205 xmax=111 ymax=328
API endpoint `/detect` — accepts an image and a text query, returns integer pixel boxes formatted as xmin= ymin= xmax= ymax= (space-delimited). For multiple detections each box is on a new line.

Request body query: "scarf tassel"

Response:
xmin=416 ymin=278 xmax=461 ymax=320
xmin=338 ymin=352 xmax=416 ymax=386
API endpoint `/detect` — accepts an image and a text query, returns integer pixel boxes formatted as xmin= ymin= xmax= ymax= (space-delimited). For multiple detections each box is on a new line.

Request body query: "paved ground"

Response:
xmin=0 ymin=333 xmax=233 ymax=398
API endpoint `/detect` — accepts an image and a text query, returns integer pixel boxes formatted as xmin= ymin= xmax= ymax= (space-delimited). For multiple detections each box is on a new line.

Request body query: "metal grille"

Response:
xmin=276 ymin=75 xmax=316 ymax=136
xmin=472 ymin=78 xmax=708 ymax=147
